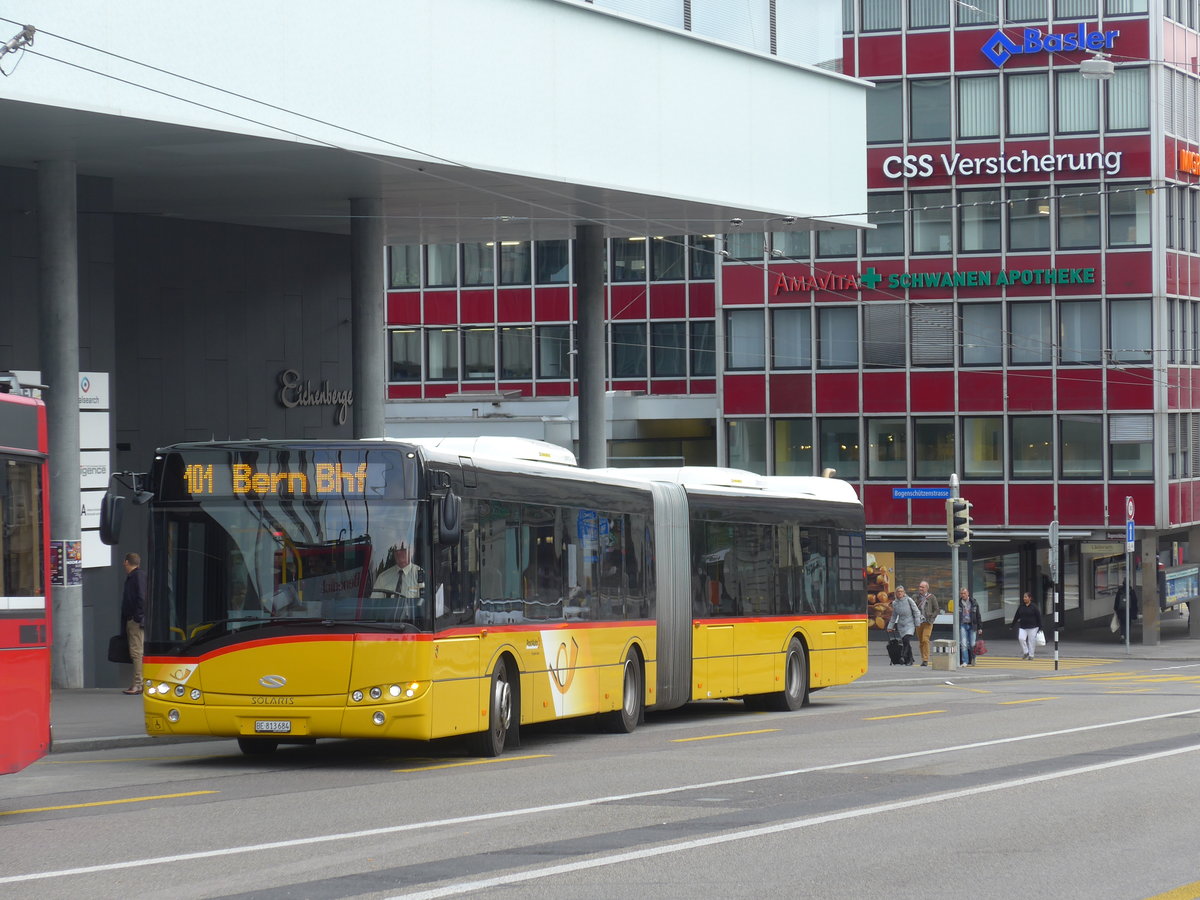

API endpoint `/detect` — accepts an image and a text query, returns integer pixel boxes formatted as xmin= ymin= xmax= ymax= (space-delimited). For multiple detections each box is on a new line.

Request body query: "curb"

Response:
xmin=51 ymin=734 xmax=225 ymax=755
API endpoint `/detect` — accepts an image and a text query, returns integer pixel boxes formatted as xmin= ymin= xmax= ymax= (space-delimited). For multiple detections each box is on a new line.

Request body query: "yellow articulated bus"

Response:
xmin=110 ymin=436 xmax=865 ymax=757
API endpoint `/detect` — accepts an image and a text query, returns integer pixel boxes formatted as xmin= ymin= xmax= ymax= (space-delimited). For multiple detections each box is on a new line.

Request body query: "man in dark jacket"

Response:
xmin=1114 ymin=580 xmax=1139 ymax=640
xmin=121 ymin=552 xmax=147 ymax=694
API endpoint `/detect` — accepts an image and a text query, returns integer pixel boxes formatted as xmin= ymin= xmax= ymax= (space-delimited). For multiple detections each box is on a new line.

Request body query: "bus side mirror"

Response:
xmin=438 ymin=491 xmax=461 ymax=545
xmin=99 ymin=492 xmax=125 ymax=546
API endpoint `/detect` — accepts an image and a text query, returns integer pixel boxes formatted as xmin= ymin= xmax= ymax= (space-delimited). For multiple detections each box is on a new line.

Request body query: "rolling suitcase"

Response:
xmin=887 ymin=637 xmax=905 ymax=665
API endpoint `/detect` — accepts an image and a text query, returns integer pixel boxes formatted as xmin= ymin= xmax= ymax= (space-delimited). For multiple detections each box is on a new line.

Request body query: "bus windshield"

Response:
xmin=147 ymin=445 xmax=432 ymax=652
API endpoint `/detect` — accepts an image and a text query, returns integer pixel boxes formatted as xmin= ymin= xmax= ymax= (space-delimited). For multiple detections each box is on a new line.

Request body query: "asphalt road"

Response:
xmin=4 ymin=658 xmax=1200 ymax=900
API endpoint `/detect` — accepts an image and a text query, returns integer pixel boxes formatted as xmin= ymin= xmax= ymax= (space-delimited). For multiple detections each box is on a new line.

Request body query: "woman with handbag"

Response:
xmin=1010 ymin=591 xmax=1043 ymax=660
xmin=958 ymin=587 xmax=981 ymax=666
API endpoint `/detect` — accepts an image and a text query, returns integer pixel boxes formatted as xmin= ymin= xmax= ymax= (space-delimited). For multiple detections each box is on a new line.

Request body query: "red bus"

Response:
xmin=0 ymin=377 xmax=52 ymax=773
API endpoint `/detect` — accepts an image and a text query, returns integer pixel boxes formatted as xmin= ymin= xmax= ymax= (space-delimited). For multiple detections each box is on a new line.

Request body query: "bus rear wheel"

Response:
xmin=237 ymin=737 xmax=279 ymax=756
xmin=472 ymin=659 xmax=514 ymax=757
xmin=765 ymin=639 xmax=808 ymax=712
xmin=602 ymin=652 xmax=643 ymax=733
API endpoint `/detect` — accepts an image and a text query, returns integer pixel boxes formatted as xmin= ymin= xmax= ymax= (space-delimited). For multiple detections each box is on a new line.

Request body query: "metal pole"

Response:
xmin=1125 ymin=543 xmax=1132 ymax=654
xmin=950 ymin=473 xmax=960 ymax=664
xmin=1050 ymin=519 xmax=1059 ymax=672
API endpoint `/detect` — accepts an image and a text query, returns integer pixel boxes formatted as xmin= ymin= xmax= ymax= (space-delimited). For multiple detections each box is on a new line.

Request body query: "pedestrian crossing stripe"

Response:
xmin=1045 ymin=672 xmax=1200 ymax=685
xmin=967 ymin=656 xmax=1115 ymax=670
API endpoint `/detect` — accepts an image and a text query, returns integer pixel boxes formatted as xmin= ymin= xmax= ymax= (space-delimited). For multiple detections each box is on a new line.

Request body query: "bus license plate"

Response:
xmin=254 ymin=720 xmax=291 ymax=734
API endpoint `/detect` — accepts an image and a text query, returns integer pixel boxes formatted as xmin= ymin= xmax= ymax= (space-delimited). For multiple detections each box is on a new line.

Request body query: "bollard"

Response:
xmin=931 ymin=639 xmax=958 ymax=671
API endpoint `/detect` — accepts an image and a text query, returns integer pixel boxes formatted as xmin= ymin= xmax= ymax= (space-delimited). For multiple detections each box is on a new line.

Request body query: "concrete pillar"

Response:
xmin=350 ymin=197 xmax=385 ymax=440
xmin=37 ymin=160 xmax=83 ymax=689
xmin=575 ymin=224 xmax=606 ymax=468
xmin=1189 ymin=526 xmax=1200 ymax=638
xmin=1139 ymin=535 xmax=1159 ymax=645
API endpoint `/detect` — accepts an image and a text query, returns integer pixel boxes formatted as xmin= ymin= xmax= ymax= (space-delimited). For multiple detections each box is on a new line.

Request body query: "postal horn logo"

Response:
xmin=981 ymin=24 xmax=1118 ymax=67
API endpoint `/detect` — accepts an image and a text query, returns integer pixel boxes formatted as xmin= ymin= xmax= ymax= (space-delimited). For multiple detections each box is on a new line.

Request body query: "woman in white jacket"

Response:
xmin=887 ymin=585 xmax=921 ymax=666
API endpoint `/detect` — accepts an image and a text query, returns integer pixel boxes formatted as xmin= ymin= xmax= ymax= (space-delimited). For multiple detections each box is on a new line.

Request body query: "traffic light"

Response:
xmin=946 ymin=498 xmax=972 ymax=546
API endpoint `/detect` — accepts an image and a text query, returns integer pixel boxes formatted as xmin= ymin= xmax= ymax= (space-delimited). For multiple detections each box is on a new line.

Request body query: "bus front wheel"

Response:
xmin=472 ymin=659 xmax=514 ymax=757
xmin=602 ymin=652 xmax=643 ymax=734
xmin=765 ymin=639 xmax=808 ymax=712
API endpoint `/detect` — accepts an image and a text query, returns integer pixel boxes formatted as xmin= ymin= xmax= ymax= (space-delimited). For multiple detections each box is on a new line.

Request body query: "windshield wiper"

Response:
xmin=319 ymin=618 xmax=421 ymax=634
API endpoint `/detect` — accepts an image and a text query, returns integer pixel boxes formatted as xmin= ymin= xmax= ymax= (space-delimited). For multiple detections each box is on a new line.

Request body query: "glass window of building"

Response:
xmin=499 ymin=241 xmax=531 ymax=285
xmin=1110 ymin=299 xmax=1152 ymax=363
xmin=1109 ymin=185 xmax=1151 ymax=247
xmin=499 ymin=326 xmax=532 ymax=379
xmin=389 ymin=329 xmax=421 ymax=381
xmin=537 ymin=325 xmax=571 ymax=378
xmin=843 ymin=0 xmax=855 ymax=31
xmin=962 ymin=303 xmax=1003 ymax=365
xmin=863 ymin=303 xmax=906 ymax=368
xmin=1056 ymin=71 xmax=1099 ymax=133
xmin=691 ymin=321 xmax=716 ymax=376
xmin=1007 ymin=72 xmax=1049 ymax=136
xmin=1006 ymin=0 xmax=1048 ymax=20
xmin=1008 ymin=188 xmax=1051 ymax=251
xmin=816 ymin=227 xmax=858 ymax=258
xmin=462 ymin=242 xmax=495 ymax=287
xmin=959 ymin=76 xmax=1000 ymax=139
xmin=774 ymin=419 xmax=814 ymax=476
xmin=818 ymin=306 xmax=859 ymax=368
xmin=1060 ymin=300 xmax=1102 ymax=364
xmin=726 ymin=309 xmax=766 ymax=371
xmin=426 ymin=244 xmax=457 ymax=287
xmin=1110 ymin=414 xmax=1153 ymax=477
xmin=725 ymin=231 xmax=763 ymax=260
xmin=1108 ymin=67 xmax=1149 ymax=130
xmin=910 ymin=79 xmax=952 ymax=141
xmin=1061 ymin=415 xmax=1103 ymax=478
xmin=426 ymin=328 xmax=459 ymax=381
xmin=771 ymin=230 xmax=811 ymax=260
xmin=611 ymin=237 xmax=647 ymax=282
xmin=771 ymin=308 xmax=812 ymax=369
xmin=960 ymin=189 xmax=1002 ymax=252
xmin=819 ymin=419 xmax=860 ymax=480
xmin=867 ymin=81 xmax=904 ymax=143
xmin=1105 ymin=0 xmax=1145 ymax=13
xmin=914 ymin=418 xmax=955 ymax=479
xmin=866 ymin=417 xmax=907 ymax=478
xmin=912 ymin=190 xmax=954 ymax=254
xmin=1011 ymin=301 xmax=1053 ymax=364
xmin=911 ymin=303 xmax=955 ymax=366
xmin=462 ymin=327 xmax=495 ymax=380
xmin=959 ymin=0 xmax=998 ymax=20
xmin=389 ymin=245 xmax=420 ymax=288
xmin=651 ymin=236 xmax=686 ymax=281
xmin=909 ymin=0 xmax=950 ymax=26
xmin=963 ymin=417 xmax=1003 ymax=478
xmin=1055 ymin=0 xmax=1096 ymax=17
xmin=1057 ymin=184 xmax=1101 ymax=249
xmin=727 ymin=419 xmax=768 ymax=475
xmin=689 ymin=235 xmax=715 ymax=280
xmin=865 ymin=193 xmax=905 ymax=255
xmin=862 ymin=0 xmax=901 ymax=30
xmin=1011 ymin=416 xmax=1052 ymax=477
xmin=535 ymin=239 xmax=570 ymax=284
xmin=611 ymin=322 xmax=647 ymax=377
xmin=651 ymin=321 xmax=688 ymax=377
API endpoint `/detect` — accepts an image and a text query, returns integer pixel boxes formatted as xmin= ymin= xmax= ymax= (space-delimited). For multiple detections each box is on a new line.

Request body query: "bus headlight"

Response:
xmin=369 ymin=687 xmax=382 ymax=700
xmin=372 ymin=711 xmax=385 ymax=726
xmin=388 ymin=684 xmax=401 ymax=697
xmin=190 ymin=689 xmax=201 ymax=701
xmin=174 ymin=685 xmax=185 ymax=697
xmin=351 ymin=690 xmax=364 ymax=702
xmin=167 ymin=709 xmax=180 ymax=723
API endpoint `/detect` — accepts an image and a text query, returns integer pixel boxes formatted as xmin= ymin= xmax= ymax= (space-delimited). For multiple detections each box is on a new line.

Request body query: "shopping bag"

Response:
xmin=107 ymin=633 xmax=132 ymax=664
xmin=974 ymin=637 xmax=988 ymax=656
xmin=1110 ymin=613 xmax=1120 ymax=633
xmin=1035 ymin=629 xmax=1046 ymax=647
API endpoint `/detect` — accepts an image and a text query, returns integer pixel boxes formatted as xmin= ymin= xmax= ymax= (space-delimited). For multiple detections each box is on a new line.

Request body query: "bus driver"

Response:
xmin=372 ymin=541 xmax=425 ymax=619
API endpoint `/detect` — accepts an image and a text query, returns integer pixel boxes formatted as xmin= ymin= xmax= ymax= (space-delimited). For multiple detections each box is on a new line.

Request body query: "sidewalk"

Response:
xmin=49 ymin=610 xmax=1199 ymax=754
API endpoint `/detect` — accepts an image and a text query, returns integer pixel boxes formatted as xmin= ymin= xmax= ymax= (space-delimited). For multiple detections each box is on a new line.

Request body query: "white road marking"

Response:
xmin=4 ymin=706 xmax=1200 ymax=886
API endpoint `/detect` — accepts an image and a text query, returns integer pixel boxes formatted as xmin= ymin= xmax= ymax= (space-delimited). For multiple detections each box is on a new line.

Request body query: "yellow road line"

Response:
xmin=0 ymin=790 xmax=216 ymax=817
xmin=672 ymin=729 xmax=780 ymax=743
xmin=394 ymin=754 xmax=550 ymax=772
xmin=1144 ymin=880 xmax=1200 ymax=899
xmin=999 ymin=697 xmax=1058 ymax=705
xmin=864 ymin=710 xmax=946 ymax=720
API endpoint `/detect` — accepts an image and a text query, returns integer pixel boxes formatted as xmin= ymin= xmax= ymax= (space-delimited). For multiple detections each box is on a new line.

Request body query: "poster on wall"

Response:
xmin=866 ymin=552 xmax=896 ymax=630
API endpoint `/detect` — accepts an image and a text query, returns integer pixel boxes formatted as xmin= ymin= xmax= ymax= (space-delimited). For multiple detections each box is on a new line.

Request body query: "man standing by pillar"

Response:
xmin=121 ymin=552 xmax=146 ymax=695
xmin=913 ymin=579 xmax=941 ymax=667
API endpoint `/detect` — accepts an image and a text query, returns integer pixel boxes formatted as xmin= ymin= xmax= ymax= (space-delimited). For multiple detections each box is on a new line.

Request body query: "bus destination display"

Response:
xmin=169 ymin=450 xmax=401 ymax=499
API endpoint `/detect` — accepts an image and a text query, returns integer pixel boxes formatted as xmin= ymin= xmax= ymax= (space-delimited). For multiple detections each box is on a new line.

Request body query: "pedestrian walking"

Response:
xmin=912 ymin=580 xmax=940 ymax=667
xmin=887 ymin=585 xmax=921 ymax=666
xmin=958 ymin=587 xmax=981 ymax=666
xmin=1010 ymin=591 xmax=1042 ymax=660
xmin=121 ymin=552 xmax=146 ymax=694
xmin=1114 ymin=579 xmax=1139 ymax=640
